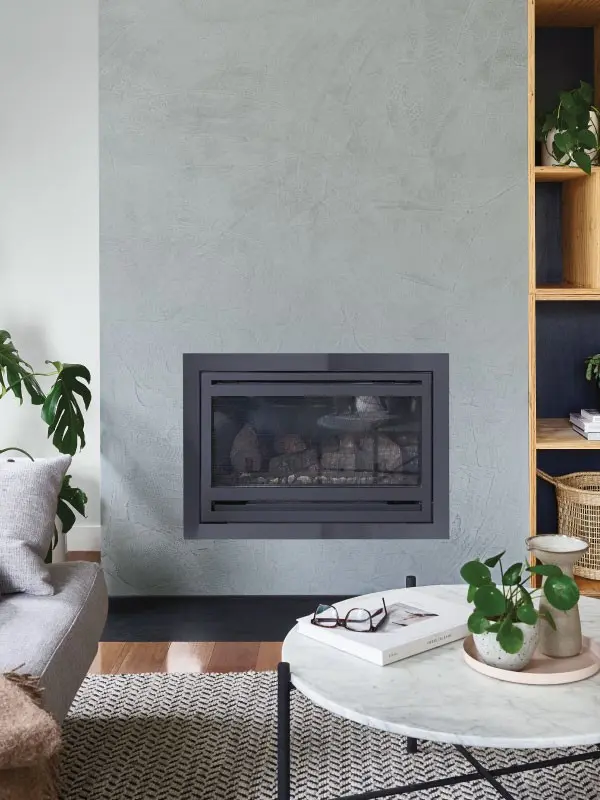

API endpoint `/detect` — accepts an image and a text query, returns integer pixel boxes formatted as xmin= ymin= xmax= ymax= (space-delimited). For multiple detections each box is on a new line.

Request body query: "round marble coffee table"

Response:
xmin=277 ymin=584 xmax=600 ymax=800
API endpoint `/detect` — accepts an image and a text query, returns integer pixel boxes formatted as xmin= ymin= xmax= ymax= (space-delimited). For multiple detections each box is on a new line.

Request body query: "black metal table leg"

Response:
xmin=278 ymin=661 xmax=292 ymax=800
xmin=455 ymin=745 xmax=516 ymax=800
xmin=405 ymin=575 xmax=417 ymax=755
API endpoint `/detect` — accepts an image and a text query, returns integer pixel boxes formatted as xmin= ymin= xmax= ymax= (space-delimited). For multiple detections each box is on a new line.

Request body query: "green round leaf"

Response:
xmin=544 ymin=575 xmax=580 ymax=611
xmin=573 ymin=149 xmax=592 ymax=175
xmin=467 ymin=584 xmax=477 ymax=603
xmin=460 ymin=561 xmax=492 ymax=587
xmin=516 ymin=604 xmax=538 ymax=625
xmin=554 ymin=131 xmax=573 ymax=154
xmin=527 ymin=564 xmax=562 ymax=578
xmin=483 ymin=551 xmax=505 ymax=569
xmin=553 ymin=139 xmax=570 ymax=162
xmin=467 ymin=612 xmax=490 ymax=634
xmin=559 ymin=91 xmax=576 ymax=111
xmin=577 ymin=128 xmax=597 ymax=149
xmin=580 ymin=80 xmax=593 ymax=104
xmin=473 ymin=585 xmax=506 ymax=617
xmin=502 ymin=562 xmax=524 ymax=586
xmin=497 ymin=620 xmax=524 ymax=654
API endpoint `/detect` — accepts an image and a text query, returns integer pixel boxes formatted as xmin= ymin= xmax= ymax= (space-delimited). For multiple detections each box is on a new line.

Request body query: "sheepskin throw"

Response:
xmin=0 ymin=674 xmax=60 ymax=800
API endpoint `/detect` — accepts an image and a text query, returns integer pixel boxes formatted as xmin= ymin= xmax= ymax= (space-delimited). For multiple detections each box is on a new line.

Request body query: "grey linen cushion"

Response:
xmin=0 ymin=455 xmax=71 ymax=595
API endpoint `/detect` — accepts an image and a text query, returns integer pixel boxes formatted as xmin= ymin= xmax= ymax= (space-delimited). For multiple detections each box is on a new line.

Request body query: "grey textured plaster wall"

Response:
xmin=100 ymin=0 xmax=528 ymax=595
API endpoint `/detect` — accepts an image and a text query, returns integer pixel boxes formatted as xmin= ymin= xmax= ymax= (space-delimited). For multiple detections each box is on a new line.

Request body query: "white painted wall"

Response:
xmin=0 ymin=1 xmax=100 ymax=549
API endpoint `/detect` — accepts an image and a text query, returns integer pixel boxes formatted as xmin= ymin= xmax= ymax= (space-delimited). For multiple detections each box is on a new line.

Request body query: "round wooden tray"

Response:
xmin=463 ymin=635 xmax=600 ymax=685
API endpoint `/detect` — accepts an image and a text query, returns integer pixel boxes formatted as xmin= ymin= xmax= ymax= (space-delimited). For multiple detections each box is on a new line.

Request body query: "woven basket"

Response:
xmin=537 ymin=469 xmax=600 ymax=579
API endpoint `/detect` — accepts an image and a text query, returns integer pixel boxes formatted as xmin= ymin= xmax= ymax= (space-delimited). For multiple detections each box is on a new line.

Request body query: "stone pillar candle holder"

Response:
xmin=526 ymin=535 xmax=588 ymax=658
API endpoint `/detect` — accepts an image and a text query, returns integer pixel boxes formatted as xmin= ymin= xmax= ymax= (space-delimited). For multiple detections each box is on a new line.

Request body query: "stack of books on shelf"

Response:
xmin=570 ymin=409 xmax=600 ymax=441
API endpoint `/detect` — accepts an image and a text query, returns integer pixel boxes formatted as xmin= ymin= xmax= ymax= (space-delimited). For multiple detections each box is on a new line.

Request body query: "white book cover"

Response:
xmin=570 ymin=413 xmax=600 ymax=433
xmin=572 ymin=424 xmax=600 ymax=441
xmin=296 ymin=588 xmax=469 ymax=666
xmin=581 ymin=409 xmax=600 ymax=423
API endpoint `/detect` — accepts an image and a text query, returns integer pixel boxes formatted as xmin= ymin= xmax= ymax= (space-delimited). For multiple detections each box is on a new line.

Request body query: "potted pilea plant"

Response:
xmin=0 ymin=330 xmax=91 ymax=557
xmin=460 ymin=551 xmax=580 ymax=671
xmin=536 ymin=81 xmax=599 ymax=174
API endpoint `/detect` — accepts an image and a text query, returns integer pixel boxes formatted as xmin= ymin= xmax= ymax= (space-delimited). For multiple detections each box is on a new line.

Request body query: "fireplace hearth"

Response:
xmin=184 ymin=354 xmax=448 ymax=539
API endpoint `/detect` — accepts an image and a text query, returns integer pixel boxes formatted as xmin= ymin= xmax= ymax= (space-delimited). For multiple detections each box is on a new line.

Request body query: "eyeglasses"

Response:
xmin=311 ymin=598 xmax=388 ymax=633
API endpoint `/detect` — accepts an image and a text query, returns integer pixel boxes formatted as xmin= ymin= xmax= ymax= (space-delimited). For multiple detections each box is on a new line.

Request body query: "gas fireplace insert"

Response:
xmin=184 ymin=354 xmax=448 ymax=539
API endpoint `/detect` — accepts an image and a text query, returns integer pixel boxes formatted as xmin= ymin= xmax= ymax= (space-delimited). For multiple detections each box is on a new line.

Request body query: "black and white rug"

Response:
xmin=60 ymin=672 xmax=599 ymax=800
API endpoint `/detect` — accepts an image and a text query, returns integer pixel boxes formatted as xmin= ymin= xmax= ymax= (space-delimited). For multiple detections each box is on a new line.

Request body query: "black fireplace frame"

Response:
xmin=183 ymin=354 xmax=449 ymax=540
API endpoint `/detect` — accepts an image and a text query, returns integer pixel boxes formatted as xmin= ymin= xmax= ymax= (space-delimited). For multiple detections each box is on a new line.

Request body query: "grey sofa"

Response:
xmin=0 ymin=561 xmax=108 ymax=722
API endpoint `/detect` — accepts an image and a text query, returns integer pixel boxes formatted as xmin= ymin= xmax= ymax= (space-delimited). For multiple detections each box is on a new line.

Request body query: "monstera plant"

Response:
xmin=0 ymin=330 xmax=92 ymax=544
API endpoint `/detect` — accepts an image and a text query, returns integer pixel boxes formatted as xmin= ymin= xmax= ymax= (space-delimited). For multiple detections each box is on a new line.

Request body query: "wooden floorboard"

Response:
xmin=207 ymin=641 xmax=262 ymax=673
xmin=256 ymin=642 xmax=283 ymax=671
xmin=90 ymin=641 xmax=281 ymax=674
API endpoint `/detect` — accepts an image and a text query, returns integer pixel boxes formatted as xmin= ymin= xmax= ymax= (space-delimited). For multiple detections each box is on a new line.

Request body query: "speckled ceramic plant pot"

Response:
xmin=473 ymin=623 xmax=539 ymax=671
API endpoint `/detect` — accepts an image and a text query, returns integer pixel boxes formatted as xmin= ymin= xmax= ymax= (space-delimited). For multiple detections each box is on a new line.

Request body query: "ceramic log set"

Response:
xmin=527 ymin=535 xmax=588 ymax=658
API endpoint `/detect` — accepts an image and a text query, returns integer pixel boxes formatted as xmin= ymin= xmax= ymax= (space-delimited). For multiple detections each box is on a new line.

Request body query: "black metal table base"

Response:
xmin=277 ymin=661 xmax=600 ymax=800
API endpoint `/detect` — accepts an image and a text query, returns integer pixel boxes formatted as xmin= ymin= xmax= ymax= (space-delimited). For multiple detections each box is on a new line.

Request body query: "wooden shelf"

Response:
xmin=534 ymin=166 xmax=592 ymax=183
xmin=536 ymin=0 xmax=600 ymax=25
xmin=537 ymin=418 xmax=600 ymax=449
xmin=576 ymin=576 xmax=600 ymax=597
xmin=536 ymin=282 xmax=600 ymax=300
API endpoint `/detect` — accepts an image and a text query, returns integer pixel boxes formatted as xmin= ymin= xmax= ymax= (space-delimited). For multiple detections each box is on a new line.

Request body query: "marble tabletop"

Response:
xmin=282 ymin=584 xmax=600 ymax=749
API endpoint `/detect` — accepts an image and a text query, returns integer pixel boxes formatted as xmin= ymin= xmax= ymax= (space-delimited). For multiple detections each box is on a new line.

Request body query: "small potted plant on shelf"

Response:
xmin=585 ymin=353 xmax=600 ymax=391
xmin=0 ymin=330 xmax=92 ymax=559
xmin=536 ymin=81 xmax=600 ymax=174
xmin=460 ymin=551 xmax=580 ymax=671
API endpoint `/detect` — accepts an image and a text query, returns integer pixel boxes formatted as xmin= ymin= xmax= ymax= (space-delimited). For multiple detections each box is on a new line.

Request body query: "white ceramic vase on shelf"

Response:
xmin=541 ymin=111 xmax=599 ymax=167
xmin=473 ymin=623 xmax=539 ymax=671
xmin=526 ymin=534 xmax=588 ymax=658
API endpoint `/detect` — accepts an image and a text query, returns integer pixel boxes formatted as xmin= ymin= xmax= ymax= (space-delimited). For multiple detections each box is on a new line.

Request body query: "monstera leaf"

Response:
xmin=56 ymin=474 xmax=88 ymax=534
xmin=0 ymin=330 xmax=44 ymax=404
xmin=41 ymin=362 xmax=91 ymax=456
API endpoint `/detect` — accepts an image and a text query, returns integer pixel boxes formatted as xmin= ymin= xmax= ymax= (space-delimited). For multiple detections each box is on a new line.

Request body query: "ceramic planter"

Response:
xmin=527 ymin=534 xmax=587 ymax=658
xmin=541 ymin=110 xmax=599 ymax=167
xmin=473 ymin=622 xmax=539 ymax=671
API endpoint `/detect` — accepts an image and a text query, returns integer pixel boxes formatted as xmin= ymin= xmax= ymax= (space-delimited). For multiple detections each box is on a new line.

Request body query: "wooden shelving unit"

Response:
xmin=535 ymin=282 xmax=600 ymax=300
xmin=529 ymin=1 xmax=600 ymax=542
xmin=576 ymin=575 xmax=600 ymax=596
xmin=537 ymin=418 xmax=600 ymax=449
xmin=536 ymin=0 xmax=600 ymax=25
xmin=534 ymin=166 xmax=593 ymax=182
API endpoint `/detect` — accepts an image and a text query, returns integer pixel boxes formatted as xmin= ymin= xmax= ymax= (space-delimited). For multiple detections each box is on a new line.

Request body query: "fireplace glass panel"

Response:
xmin=211 ymin=394 xmax=422 ymax=488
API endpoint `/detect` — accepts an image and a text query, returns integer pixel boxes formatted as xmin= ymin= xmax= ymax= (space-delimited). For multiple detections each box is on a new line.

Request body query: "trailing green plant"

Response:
xmin=0 ymin=330 xmax=91 ymax=540
xmin=536 ymin=81 xmax=599 ymax=174
xmin=460 ymin=551 xmax=580 ymax=655
xmin=585 ymin=353 xmax=600 ymax=390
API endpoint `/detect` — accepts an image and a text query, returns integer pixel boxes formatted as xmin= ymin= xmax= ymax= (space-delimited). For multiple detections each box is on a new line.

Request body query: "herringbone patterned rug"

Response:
xmin=60 ymin=672 xmax=599 ymax=799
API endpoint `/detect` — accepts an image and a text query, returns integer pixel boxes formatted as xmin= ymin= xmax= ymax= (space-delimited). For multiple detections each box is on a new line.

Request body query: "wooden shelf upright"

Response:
xmin=530 ymin=0 xmax=600 ymax=597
